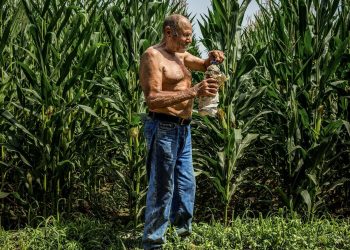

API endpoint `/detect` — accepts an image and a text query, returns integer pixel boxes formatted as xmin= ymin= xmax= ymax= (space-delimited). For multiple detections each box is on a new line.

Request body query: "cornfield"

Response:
xmin=0 ymin=0 xmax=349 ymax=230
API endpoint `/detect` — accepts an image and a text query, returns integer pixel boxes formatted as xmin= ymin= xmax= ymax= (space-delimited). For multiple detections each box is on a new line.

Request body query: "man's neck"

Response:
xmin=161 ymin=42 xmax=176 ymax=55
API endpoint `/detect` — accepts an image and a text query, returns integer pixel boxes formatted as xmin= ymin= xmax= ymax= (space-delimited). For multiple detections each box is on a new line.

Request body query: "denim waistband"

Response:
xmin=148 ymin=112 xmax=191 ymax=125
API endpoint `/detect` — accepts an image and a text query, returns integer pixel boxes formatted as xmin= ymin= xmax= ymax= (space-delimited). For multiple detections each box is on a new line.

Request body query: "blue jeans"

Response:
xmin=142 ymin=117 xmax=196 ymax=250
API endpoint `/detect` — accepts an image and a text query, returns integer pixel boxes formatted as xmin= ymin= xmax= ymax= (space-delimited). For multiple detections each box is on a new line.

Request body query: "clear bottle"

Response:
xmin=198 ymin=63 xmax=226 ymax=116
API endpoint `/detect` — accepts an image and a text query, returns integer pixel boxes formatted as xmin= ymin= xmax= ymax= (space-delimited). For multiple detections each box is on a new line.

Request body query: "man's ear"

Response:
xmin=165 ymin=26 xmax=172 ymax=37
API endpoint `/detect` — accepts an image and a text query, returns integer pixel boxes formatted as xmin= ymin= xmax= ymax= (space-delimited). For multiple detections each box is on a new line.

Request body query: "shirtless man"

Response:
xmin=140 ymin=14 xmax=224 ymax=250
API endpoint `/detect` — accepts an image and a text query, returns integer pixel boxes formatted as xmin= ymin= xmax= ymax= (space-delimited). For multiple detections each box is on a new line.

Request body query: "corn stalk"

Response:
xmin=194 ymin=0 xmax=268 ymax=225
xmin=247 ymin=0 xmax=350 ymax=219
xmin=0 ymin=0 xmax=119 ymax=227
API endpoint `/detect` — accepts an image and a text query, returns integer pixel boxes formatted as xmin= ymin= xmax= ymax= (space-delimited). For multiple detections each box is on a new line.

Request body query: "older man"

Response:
xmin=140 ymin=14 xmax=224 ymax=250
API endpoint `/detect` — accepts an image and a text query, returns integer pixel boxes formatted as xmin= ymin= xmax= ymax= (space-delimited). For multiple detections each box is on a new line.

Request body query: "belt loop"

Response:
xmin=180 ymin=118 xmax=184 ymax=125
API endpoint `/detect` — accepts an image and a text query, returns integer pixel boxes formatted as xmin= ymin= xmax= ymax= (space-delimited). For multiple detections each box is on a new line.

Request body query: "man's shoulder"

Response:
xmin=183 ymin=51 xmax=196 ymax=59
xmin=142 ymin=46 xmax=162 ymax=60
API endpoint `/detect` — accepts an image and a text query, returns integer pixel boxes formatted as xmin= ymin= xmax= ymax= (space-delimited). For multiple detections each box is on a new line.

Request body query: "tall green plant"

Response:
xmin=246 ymin=0 xmax=350 ymax=218
xmin=0 ymin=0 xmax=119 ymax=227
xmin=194 ymin=0 xmax=267 ymax=225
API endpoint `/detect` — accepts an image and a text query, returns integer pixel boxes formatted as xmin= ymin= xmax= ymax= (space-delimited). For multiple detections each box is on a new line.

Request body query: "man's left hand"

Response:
xmin=208 ymin=50 xmax=225 ymax=64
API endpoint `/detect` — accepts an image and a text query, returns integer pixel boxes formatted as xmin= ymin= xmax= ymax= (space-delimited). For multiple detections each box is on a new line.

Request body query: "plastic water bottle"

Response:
xmin=198 ymin=61 xmax=226 ymax=116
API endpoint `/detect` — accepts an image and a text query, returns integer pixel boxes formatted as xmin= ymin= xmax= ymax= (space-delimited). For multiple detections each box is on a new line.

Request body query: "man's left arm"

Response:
xmin=184 ymin=50 xmax=225 ymax=72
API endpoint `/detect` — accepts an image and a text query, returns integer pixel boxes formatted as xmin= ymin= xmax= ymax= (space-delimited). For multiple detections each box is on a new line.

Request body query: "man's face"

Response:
xmin=169 ymin=19 xmax=192 ymax=53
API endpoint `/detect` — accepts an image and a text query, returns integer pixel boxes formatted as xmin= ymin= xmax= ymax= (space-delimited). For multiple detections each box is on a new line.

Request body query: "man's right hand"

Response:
xmin=193 ymin=78 xmax=219 ymax=97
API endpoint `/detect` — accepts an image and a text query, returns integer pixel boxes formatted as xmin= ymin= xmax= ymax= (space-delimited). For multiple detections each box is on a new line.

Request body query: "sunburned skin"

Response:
xmin=140 ymin=16 xmax=225 ymax=119
xmin=140 ymin=46 xmax=196 ymax=118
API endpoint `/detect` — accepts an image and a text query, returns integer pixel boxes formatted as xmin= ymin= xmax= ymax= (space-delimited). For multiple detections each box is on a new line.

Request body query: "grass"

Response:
xmin=0 ymin=214 xmax=349 ymax=249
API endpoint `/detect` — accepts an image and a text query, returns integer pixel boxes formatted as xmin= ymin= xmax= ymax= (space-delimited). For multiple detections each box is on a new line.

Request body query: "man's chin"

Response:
xmin=178 ymin=47 xmax=188 ymax=53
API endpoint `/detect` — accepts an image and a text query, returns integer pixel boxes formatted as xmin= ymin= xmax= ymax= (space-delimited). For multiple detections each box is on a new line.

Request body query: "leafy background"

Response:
xmin=1 ymin=0 xmax=349 ymax=231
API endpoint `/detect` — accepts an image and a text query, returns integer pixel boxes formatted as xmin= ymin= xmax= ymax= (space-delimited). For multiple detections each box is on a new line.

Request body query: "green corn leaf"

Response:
xmin=131 ymin=114 xmax=141 ymax=126
xmin=212 ymin=0 xmax=228 ymax=23
xmin=303 ymin=27 xmax=313 ymax=55
xmin=343 ymin=120 xmax=350 ymax=136
xmin=299 ymin=108 xmax=310 ymax=127
xmin=228 ymin=167 xmax=254 ymax=200
xmin=239 ymin=0 xmax=252 ymax=25
xmin=201 ymin=116 xmax=225 ymax=140
xmin=201 ymin=170 xmax=226 ymax=196
xmin=57 ymin=25 xmax=89 ymax=86
xmin=17 ymin=62 xmax=38 ymax=87
xmin=78 ymin=105 xmax=98 ymax=118
xmin=307 ymin=174 xmax=318 ymax=186
xmin=0 ymin=191 xmax=10 ymax=199
xmin=236 ymin=133 xmax=258 ymax=160
xmin=0 ymin=143 xmax=32 ymax=167
xmin=57 ymin=6 xmax=73 ymax=38
xmin=330 ymin=0 xmax=341 ymax=18
xmin=301 ymin=189 xmax=312 ymax=214
xmin=16 ymin=83 xmax=25 ymax=107
xmin=323 ymin=120 xmax=343 ymax=135
xmin=236 ymin=86 xmax=267 ymax=118
xmin=276 ymin=188 xmax=291 ymax=209
xmin=20 ymin=0 xmax=36 ymax=26
xmin=321 ymin=37 xmax=350 ymax=84
xmin=22 ymin=87 xmax=42 ymax=103
xmin=328 ymin=178 xmax=350 ymax=192
xmin=41 ymin=0 xmax=50 ymax=16
xmin=235 ymin=47 xmax=266 ymax=79
xmin=0 ymin=109 xmax=40 ymax=146
xmin=57 ymin=160 xmax=75 ymax=168
xmin=11 ymin=192 xmax=27 ymax=204
xmin=0 ymin=5 xmax=18 ymax=60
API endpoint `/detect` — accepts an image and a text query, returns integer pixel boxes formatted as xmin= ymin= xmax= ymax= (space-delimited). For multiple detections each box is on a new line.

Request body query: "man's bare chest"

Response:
xmin=162 ymin=59 xmax=191 ymax=84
